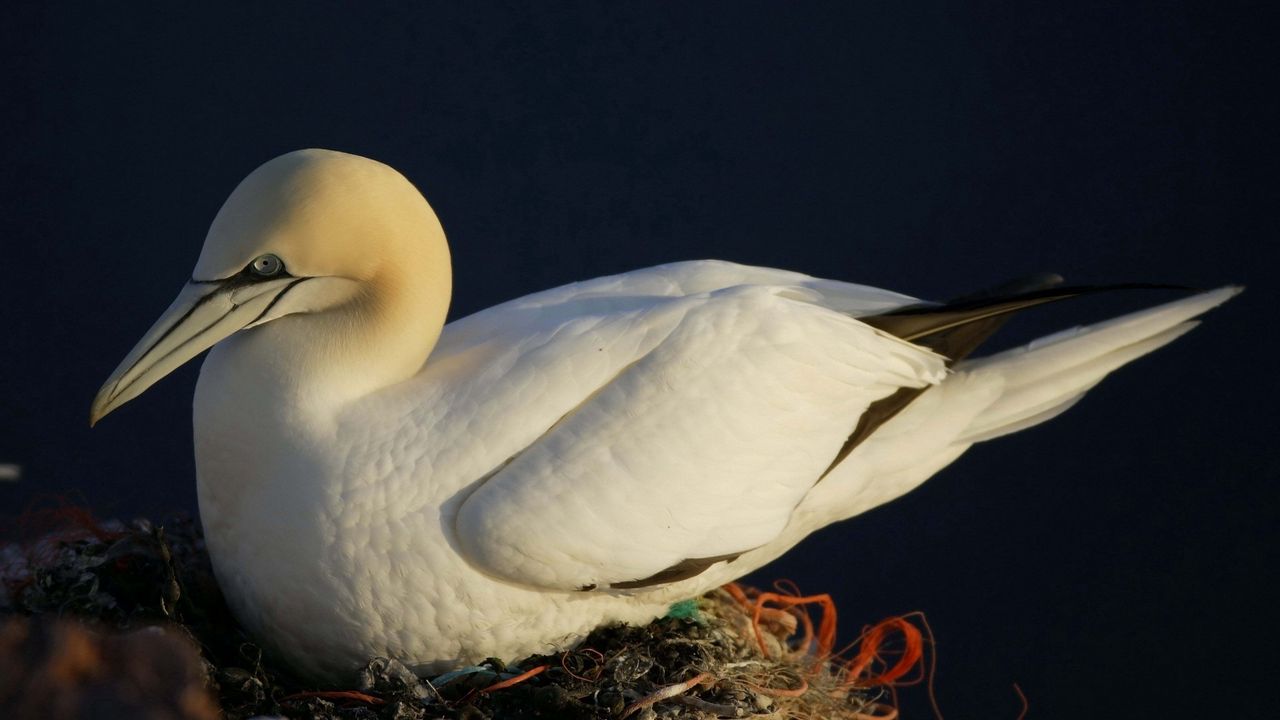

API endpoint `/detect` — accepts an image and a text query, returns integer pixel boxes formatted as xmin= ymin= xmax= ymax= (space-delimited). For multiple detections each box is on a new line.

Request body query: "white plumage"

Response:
xmin=91 ymin=149 xmax=1239 ymax=680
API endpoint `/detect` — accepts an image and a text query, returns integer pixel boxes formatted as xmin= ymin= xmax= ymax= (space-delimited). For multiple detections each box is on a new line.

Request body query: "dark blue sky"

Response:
xmin=2 ymin=3 xmax=1275 ymax=716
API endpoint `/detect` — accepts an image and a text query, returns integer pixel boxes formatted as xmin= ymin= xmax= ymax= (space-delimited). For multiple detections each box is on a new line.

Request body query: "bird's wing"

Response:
xmin=433 ymin=260 xmax=921 ymax=359
xmin=421 ymin=266 xmax=943 ymax=593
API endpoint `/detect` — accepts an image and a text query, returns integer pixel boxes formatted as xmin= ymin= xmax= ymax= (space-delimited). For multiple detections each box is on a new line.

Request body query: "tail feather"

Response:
xmin=806 ymin=285 xmax=1239 ymax=528
xmin=960 ymin=321 xmax=1197 ymax=442
xmin=959 ymin=287 xmax=1238 ymax=387
xmin=961 ymin=393 xmax=1088 ymax=445
xmin=954 ymin=286 xmax=1240 ymax=443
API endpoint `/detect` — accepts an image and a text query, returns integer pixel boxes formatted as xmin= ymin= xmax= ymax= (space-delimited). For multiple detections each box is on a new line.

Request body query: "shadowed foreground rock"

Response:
xmin=2 ymin=514 xmax=907 ymax=719
xmin=0 ymin=616 xmax=219 ymax=720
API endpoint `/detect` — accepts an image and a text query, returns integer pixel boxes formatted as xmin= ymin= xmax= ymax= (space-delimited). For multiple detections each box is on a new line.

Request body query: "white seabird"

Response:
xmin=90 ymin=149 xmax=1239 ymax=681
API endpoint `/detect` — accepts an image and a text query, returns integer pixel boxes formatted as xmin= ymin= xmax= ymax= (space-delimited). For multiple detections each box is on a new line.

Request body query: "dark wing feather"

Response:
xmin=819 ymin=279 xmax=1192 ymax=478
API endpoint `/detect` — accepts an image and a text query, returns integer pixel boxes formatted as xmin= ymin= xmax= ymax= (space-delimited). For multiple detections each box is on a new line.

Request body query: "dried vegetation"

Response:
xmin=2 ymin=510 xmax=927 ymax=719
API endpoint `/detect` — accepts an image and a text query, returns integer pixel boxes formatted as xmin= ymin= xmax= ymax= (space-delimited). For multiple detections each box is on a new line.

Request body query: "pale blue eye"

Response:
xmin=251 ymin=254 xmax=284 ymax=276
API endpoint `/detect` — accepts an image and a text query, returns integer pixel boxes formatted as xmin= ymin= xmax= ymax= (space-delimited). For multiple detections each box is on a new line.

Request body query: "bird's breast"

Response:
xmin=192 ymin=337 xmax=416 ymax=674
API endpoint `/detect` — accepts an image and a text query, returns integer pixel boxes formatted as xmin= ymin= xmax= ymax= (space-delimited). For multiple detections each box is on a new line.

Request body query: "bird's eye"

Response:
xmin=250 ymin=254 xmax=284 ymax=277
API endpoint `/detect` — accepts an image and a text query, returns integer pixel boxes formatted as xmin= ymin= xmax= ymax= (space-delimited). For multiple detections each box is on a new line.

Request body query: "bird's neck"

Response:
xmin=193 ymin=236 xmax=452 ymax=530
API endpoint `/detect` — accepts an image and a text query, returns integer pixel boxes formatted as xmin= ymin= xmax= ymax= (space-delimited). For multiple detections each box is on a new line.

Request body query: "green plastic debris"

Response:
xmin=665 ymin=598 xmax=701 ymax=621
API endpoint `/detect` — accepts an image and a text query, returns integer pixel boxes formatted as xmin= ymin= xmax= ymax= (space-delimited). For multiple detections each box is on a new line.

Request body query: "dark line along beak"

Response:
xmin=90 ymin=275 xmax=306 ymax=425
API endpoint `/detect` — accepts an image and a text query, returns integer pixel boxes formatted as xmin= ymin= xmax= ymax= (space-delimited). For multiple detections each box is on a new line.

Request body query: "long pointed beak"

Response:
xmin=90 ymin=276 xmax=304 ymax=425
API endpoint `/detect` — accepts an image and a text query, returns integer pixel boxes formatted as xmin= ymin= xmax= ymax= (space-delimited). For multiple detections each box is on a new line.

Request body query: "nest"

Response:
xmin=1 ymin=512 xmax=922 ymax=719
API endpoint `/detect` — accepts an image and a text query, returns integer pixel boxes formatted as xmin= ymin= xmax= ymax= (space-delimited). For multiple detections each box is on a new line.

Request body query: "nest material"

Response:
xmin=2 ymin=514 xmax=901 ymax=719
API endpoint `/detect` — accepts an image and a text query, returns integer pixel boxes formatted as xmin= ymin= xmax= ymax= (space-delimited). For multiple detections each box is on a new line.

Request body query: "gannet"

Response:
xmin=90 ymin=149 xmax=1239 ymax=681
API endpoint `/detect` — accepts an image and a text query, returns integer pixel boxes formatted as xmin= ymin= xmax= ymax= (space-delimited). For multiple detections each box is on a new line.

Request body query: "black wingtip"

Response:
xmin=821 ymin=279 xmax=1227 ymax=483
xmin=883 ymin=281 xmax=1200 ymax=321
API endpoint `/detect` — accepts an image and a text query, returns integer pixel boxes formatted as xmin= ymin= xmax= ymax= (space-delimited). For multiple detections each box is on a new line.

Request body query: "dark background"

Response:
xmin=2 ymin=2 xmax=1276 ymax=716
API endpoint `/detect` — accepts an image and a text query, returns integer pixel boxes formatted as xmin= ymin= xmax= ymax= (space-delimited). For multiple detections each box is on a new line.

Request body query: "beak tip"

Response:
xmin=89 ymin=388 xmax=114 ymax=428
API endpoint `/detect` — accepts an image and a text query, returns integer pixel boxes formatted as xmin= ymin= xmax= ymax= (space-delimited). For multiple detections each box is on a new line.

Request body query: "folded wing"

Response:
xmin=449 ymin=273 xmax=943 ymax=592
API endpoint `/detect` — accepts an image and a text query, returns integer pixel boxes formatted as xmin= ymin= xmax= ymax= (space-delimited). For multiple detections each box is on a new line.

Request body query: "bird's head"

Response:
xmin=90 ymin=149 xmax=451 ymax=425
